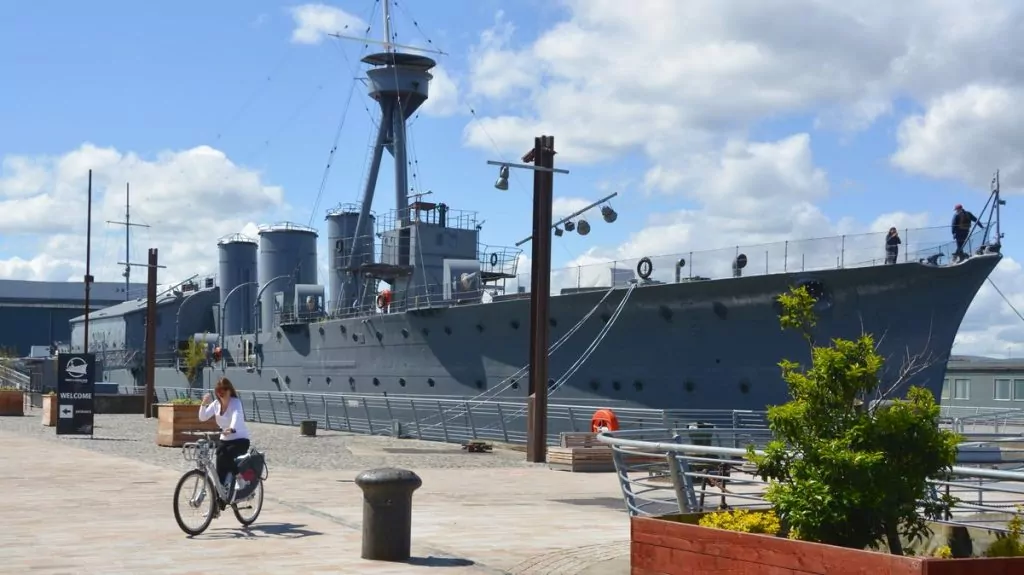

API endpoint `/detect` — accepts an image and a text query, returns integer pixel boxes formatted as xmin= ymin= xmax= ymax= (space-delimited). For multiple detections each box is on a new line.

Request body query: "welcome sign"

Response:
xmin=56 ymin=353 xmax=96 ymax=436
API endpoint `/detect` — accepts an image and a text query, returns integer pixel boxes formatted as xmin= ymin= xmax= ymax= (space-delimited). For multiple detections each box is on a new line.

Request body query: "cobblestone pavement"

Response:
xmin=0 ymin=410 xmax=631 ymax=574
xmin=0 ymin=409 xmax=540 ymax=472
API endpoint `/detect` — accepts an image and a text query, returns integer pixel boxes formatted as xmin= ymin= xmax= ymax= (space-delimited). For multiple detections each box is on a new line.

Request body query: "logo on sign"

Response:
xmin=66 ymin=357 xmax=88 ymax=379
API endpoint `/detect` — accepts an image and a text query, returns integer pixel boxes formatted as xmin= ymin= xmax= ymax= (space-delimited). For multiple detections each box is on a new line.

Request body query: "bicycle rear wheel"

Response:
xmin=173 ymin=469 xmax=216 ymax=536
xmin=232 ymin=481 xmax=264 ymax=526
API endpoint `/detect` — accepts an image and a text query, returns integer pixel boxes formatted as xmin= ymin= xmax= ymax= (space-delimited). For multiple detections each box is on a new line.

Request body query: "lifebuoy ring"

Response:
xmin=376 ymin=290 xmax=392 ymax=309
xmin=591 ymin=408 xmax=620 ymax=433
xmin=490 ymin=252 xmax=499 ymax=267
xmin=637 ymin=257 xmax=653 ymax=280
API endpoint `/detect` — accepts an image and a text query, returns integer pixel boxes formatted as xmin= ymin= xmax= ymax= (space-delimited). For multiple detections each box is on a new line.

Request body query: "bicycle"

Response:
xmin=172 ymin=431 xmax=268 ymax=536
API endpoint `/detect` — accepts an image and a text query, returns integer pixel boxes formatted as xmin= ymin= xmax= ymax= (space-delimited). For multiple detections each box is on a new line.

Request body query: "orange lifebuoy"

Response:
xmin=376 ymin=290 xmax=392 ymax=309
xmin=591 ymin=408 xmax=620 ymax=433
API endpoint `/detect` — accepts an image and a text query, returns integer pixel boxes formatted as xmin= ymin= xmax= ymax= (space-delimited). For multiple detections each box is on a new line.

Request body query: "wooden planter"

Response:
xmin=41 ymin=394 xmax=58 ymax=426
xmin=156 ymin=403 xmax=219 ymax=447
xmin=632 ymin=513 xmax=1024 ymax=575
xmin=0 ymin=389 xmax=25 ymax=416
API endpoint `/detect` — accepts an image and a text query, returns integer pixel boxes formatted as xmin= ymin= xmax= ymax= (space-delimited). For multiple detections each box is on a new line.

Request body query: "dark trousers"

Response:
xmin=885 ymin=247 xmax=898 ymax=265
xmin=954 ymin=231 xmax=969 ymax=259
xmin=216 ymin=438 xmax=250 ymax=484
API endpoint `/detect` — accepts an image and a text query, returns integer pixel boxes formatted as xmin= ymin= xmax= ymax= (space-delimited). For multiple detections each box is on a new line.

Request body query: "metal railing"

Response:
xmin=0 ymin=364 xmax=30 ymax=390
xmin=147 ymin=386 xmax=1021 ymax=440
xmin=597 ymin=428 xmax=1024 ymax=533
xmin=151 ymin=386 xmax=770 ymax=445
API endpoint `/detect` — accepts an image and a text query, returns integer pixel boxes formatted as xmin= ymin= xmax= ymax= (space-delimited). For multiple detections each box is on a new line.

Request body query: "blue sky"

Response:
xmin=1 ymin=0 xmax=1022 ymax=356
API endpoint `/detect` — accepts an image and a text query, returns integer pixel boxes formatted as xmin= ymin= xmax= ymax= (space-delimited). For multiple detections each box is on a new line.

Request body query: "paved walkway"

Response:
xmin=0 ymin=427 xmax=630 ymax=574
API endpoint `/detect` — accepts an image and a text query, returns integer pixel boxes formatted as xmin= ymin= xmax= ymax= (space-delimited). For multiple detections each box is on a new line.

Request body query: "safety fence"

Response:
xmin=150 ymin=386 xmax=1024 ymax=451
xmin=597 ymin=428 xmax=1024 ymax=533
xmin=152 ymin=386 xmax=770 ymax=446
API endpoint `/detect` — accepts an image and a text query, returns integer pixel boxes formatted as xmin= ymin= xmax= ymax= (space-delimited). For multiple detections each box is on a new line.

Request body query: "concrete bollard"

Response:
xmin=354 ymin=467 xmax=422 ymax=561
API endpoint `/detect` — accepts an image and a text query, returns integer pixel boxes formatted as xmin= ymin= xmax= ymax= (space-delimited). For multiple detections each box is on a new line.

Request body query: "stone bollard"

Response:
xmin=354 ymin=467 xmax=422 ymax=561
xmin=299 ymin=419 xmax=317 ymax=436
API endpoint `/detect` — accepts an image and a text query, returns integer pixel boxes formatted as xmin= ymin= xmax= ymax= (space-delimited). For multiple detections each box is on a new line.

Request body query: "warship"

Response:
xmin=67 ymin=1 xmax=1004 ymax=421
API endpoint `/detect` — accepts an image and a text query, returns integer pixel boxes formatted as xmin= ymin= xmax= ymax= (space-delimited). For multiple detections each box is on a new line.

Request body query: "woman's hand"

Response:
xmin=201 ymin=393 xmax=212 ymax=405
xmin=223 ymin=427 xmax=235 ymax=434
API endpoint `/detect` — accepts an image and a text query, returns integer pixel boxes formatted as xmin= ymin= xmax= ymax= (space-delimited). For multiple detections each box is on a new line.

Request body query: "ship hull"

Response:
xmin=106 ymin=255 xmax=998 ymax=417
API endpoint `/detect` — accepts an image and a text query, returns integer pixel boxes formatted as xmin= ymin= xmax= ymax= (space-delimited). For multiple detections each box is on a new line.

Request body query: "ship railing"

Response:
xmin=478 ymin=244 xmax=522 ymax=281
xmin=497 ymin=224 xmax=989 ymax=295
xmin=375 ymin=205 xmax=480 ymax=233
xmin=152 ymin=387 xmax=775 ymax=445
xmin=327 ymin=224 xmax=990 ymax=321
xmin=596 ymin=428 xmax=1024 ymax=533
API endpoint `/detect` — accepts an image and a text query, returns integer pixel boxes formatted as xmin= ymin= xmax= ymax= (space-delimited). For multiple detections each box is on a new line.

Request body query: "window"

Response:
xmin=953 ymin=379 xmax=970 ymax=400
xmin=941 ymin=378 xmax=950 ymax=400
xmin=1015 ymin=379 xmax=1024 ymax=401
xmin=995 ymin=378 xmax=1012 ymax=401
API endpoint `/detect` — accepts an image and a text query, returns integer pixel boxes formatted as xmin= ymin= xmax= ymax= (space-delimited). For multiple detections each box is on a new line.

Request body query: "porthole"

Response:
xmin=372 ymin=377 xmax=380 ymax=386
xmin=427 ymin=378 xmax=435 ymax=387
xmin=399 ymin=378 xmax=406 ymax=387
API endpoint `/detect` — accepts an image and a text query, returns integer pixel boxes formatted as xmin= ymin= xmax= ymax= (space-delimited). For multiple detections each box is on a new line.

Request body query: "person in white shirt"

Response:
xmin=198 ymin=377 xmax=251 ymax=501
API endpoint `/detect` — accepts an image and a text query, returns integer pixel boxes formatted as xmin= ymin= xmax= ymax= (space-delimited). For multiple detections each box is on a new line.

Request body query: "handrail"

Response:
xmin=595 ymin=428 xmax=1024 ymax=533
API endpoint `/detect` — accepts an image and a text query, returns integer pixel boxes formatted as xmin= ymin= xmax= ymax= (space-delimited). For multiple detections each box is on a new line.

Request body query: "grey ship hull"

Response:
xmin=107 ymin=254 xmax=997 ymax=414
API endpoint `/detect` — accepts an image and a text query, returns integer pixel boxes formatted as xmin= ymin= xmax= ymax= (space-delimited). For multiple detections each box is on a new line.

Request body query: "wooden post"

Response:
xmin=526 ymin=135 xmax=555 ymax=463
xmin=144 ymin=248 xmax=158 ymax=418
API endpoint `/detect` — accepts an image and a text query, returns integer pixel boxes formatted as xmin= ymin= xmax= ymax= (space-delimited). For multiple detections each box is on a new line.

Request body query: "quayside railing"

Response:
xmin=150 ymin=386 xmax=1024 ymax=448
xmin=152 ymin=386 xmax=771 ymax=445
xmin=596 ymin=428 xmax=1024 ymax=533
xmin=0 ymin=364 xmax=30 ymax=390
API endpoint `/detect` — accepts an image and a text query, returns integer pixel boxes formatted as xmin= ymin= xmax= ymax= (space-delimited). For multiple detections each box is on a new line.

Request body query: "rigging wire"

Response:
xmin=415 ymin=284 xmax=625 ymax=427
xmin=987 ymin=277 xmax=1024 ymax=325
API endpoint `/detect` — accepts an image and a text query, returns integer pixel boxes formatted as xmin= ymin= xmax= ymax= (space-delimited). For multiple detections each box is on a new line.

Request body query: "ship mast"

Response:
xmin=328 ymin=0 xmax=446 ymax=313
xmin=107 ymin=183 xmax=150 ymax=300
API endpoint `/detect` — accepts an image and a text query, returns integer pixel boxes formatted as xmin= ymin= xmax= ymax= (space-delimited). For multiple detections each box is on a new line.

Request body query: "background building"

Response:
xmin=941 ymin=355 xmax=1024 ymax=411
xmin=0 ymin=279 xmax=145 ymax=358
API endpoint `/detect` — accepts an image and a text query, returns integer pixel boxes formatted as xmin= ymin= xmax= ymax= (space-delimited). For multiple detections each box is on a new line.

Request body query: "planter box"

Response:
xmin=631 ymin=513 xmax=1024 ymax=575
xmin=0 ymin=389 xmax=25 ymax=416
xmin=156 ymin=403 xmax=219 ymax=447
xmin=42 ymin=394 xmax=58 ymax=426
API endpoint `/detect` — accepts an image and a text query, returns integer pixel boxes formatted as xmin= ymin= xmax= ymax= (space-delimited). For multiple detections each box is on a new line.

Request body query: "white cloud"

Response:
xmin=0 ymin=143 xmax=285 ymax=285
xmin=891 ymin=84 xmax=1024 ymax=191
xmin=289 ymin=3 xmax=365 ymax=45
xmin=464 ymin=1 xmax=1024 ymax=170
xmin=419 ymin=65 xmax=462 ymax=118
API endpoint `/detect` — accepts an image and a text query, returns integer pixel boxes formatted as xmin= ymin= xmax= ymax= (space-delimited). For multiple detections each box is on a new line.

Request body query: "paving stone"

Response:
xmin=0 ymin=411 xmax=631 ymax=574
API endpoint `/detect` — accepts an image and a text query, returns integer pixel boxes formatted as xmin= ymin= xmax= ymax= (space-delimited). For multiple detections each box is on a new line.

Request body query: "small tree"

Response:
xmin=179 ymin=335 xmax=208 ymax=384
xmin=749 ymin=285 xmax=961 ymax=555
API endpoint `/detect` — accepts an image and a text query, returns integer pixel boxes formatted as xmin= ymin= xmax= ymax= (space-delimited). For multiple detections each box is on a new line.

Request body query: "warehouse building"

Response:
xmin=0 ymin=279 xmax=145 ymax=358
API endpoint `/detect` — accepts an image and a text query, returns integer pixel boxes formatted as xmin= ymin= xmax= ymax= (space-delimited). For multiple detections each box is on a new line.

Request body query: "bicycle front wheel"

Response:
xmin=232 ymin=481 xmax=264 ymax=526
xmin=173 ymin=469 xmax=216 ymax=536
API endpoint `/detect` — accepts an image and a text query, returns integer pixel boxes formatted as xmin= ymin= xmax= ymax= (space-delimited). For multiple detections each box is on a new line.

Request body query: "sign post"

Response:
xmin=56 ymin=353 xmax=96 ymax=437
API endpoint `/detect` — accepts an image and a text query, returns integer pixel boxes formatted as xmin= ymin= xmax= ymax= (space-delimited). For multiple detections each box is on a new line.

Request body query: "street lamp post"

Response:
xmin=487 ymin=135 xmax=569 ymax=464
xmin=218 ymin=281 xmax=258 ymax=353
xmin=252 ymin=274 xmax=293 ymax=355
xmin=174 ymin=290 xmax=205 ymax=359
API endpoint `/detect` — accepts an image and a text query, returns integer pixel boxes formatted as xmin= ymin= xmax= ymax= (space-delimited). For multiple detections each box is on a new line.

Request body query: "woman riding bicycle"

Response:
xmin=198 ymin=377 xmax=251 ymax=500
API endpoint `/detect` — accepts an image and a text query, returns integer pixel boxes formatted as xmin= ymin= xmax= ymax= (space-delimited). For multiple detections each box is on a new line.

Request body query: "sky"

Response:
xmin=1 ymin=0 xmax=1023 ymax=358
